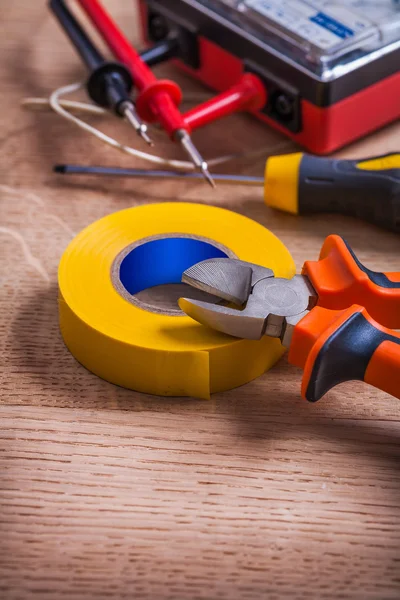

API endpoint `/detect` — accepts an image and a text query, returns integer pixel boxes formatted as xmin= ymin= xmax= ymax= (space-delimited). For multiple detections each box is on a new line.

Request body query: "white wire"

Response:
xmin=49 ymin=81 xmax=196 ymax=170
xmin=22 ymin=97 xmax=106 ymax=115
xmin=26 ymin=82 xmax=294 ymax=171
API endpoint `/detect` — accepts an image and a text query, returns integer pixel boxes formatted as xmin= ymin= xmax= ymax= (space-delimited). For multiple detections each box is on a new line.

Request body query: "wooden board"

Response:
xmin=1 ymin=2 xmax=400 ymax=598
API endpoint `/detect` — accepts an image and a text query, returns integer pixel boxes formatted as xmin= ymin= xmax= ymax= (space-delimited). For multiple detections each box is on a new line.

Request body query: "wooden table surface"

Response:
xmin=1 ymin=2 xmax=400 ymax=599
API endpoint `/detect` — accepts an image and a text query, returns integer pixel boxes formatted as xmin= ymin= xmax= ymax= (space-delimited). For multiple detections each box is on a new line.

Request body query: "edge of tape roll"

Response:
xmin=58 ymin=202 xmax=295 ymax=399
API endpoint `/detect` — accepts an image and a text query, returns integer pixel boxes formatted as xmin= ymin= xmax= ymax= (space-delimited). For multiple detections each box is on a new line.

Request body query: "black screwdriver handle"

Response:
xmin=49 ymin=0 xmax=104 ymax=71
xmin=298 ymin=153 xmax=400 ymax=234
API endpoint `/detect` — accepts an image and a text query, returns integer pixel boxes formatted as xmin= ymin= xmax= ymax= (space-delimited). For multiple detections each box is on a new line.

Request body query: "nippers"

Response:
xmin=179 ymin=235 xmax=400 ymax=402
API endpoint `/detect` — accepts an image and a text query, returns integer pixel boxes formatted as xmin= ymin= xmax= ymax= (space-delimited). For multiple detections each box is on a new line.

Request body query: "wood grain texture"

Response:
xmin=1 ymin=2 xmax=400 ymax=599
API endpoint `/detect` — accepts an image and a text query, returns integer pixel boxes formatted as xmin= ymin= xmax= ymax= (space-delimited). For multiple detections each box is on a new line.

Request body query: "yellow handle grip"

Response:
xmin=263 ymin=152 xmax=303 ymax=215
xmin=356 ymin=153 xmax=400 ymax=171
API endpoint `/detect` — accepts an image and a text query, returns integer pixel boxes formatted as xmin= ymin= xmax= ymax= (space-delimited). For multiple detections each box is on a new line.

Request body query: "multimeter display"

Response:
xmin=202 ymin=0 xmax=400 ymax=77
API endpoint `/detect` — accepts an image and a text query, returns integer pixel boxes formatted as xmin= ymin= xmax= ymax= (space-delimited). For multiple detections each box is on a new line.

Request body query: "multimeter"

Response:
xmin=138 ymin=0 xmax=400 ymax=154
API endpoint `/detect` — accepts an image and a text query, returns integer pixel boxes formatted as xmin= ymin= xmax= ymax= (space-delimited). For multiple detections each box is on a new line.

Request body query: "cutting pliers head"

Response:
xmin=179 ymin=258 xmax=317 ymax=346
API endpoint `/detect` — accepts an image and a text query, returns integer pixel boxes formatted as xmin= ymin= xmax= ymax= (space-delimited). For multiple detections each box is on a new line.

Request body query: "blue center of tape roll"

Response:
xmin=119 ymin=237 xmax=228 ymax=295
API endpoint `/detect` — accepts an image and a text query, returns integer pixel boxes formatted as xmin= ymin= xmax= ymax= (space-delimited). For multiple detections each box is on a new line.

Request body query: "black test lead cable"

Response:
xmin=49 ymin=0 xmax=153 ymax=145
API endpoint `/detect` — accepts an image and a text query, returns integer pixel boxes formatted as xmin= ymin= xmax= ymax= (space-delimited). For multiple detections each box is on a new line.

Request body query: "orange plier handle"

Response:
xmin=289 ymin=235 xmax=400 ymax=401
xmin=302 ymin=235 xmax=400 ymax=329
xmin=290 ymin=304 xmax=400 ymax=401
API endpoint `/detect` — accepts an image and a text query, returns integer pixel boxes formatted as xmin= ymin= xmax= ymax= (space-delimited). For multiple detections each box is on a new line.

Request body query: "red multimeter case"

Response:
xmin=137 ymin=0 xmax=400 ymax=154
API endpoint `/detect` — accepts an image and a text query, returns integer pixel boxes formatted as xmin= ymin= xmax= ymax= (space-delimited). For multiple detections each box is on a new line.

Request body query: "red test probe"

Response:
xmin=76 ymin=0 xmax=268 ymax=186
xmin=76 ymin=0 xmax=216 ymax=187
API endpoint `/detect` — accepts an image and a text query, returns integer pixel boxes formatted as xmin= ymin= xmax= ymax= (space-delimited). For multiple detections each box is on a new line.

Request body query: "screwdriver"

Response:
xmin=76 ymin=0 xmax=215 ymax=188
xmin=49 ymin=0 xmax=152 ymax=145
xmin=54 ymin=152 xmax=400 ymax=233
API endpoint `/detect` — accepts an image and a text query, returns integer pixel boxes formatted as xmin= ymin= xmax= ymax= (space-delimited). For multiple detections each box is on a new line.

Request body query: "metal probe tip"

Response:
xmin=137 ymin=124 xmax=153 ymax=147
xmin=121 ymin=102 xmax=154 ymax=146
xmin=176 ymin=129 xmax=216 ymax=189
xmin=201 ymin=162 xmax=216 ymax=189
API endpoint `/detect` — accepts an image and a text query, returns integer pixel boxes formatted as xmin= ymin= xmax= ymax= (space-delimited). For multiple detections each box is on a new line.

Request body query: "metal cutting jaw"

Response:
xmin=179 ymin=258 xmax=317 ymax=346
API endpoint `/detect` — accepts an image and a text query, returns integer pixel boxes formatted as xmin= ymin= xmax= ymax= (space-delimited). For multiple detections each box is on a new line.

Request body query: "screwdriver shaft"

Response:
xmin=53 ymin=164 xmax=263 ymax=185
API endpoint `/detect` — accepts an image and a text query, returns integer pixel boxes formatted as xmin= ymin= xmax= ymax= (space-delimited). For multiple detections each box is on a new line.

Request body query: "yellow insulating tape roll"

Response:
xmin=59 ymin=202 xmax=295 ymax=399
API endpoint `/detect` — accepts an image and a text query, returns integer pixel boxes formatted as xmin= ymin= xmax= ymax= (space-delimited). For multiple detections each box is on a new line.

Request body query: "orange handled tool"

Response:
xmin=179 ymin=235 xmax=400 ymax=402
xmin=291 ymin=235 xmax=400 ymax=400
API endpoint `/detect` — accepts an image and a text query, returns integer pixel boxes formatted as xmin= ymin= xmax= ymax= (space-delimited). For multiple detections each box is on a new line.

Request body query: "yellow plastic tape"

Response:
xmin=59 ymin=202 xmax=295 ymax=399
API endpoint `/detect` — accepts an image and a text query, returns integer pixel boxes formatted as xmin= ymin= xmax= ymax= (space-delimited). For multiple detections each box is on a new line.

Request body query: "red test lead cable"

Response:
xmin=183 ymin=73 xmax=267 ymax=132
xmin=76 ymin=0 xmax=216 ymax=186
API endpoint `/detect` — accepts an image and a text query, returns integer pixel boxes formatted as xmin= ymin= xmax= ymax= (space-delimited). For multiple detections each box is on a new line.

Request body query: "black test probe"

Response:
xmin=49 ymin=0 xmax=152 ymax=144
